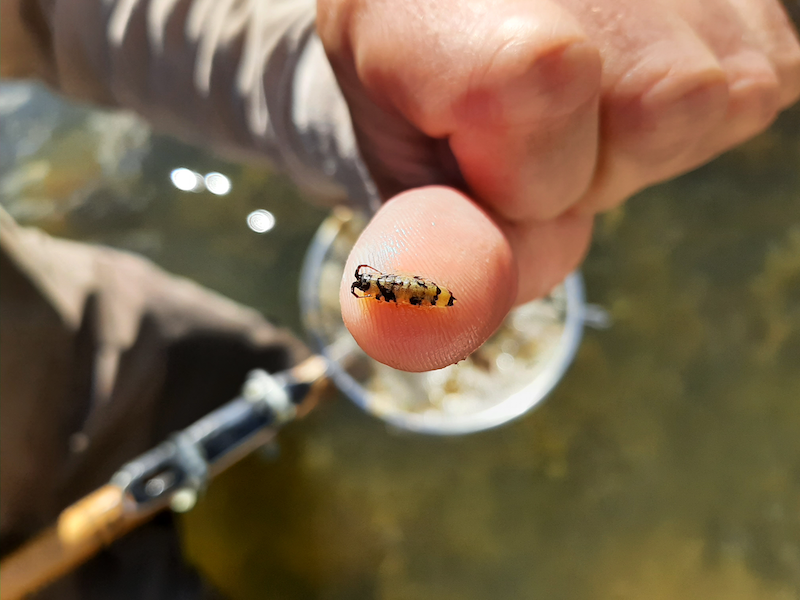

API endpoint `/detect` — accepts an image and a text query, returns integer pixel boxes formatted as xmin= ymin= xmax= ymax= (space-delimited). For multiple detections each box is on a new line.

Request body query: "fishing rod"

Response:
xmin=0 ymin=355 xmax=331 ymax=600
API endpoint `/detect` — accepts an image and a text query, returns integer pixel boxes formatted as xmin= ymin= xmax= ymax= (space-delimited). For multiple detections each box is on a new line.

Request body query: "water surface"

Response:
xmin=2 ymin=81 xmax=799 ymax=600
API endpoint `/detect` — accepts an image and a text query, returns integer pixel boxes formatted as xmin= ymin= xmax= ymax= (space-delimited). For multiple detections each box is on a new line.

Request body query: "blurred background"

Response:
xmin=1 ymin=79 xmax=799 ymax=600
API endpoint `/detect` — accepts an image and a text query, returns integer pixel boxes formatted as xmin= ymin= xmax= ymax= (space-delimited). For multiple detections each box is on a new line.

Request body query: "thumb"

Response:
xmin=340 ymin=186 xmax=516 ymax=372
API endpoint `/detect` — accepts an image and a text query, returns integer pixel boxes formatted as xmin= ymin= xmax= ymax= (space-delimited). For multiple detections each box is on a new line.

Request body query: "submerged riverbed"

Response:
xmin=2 ymin=80 xmax=799 ymax=600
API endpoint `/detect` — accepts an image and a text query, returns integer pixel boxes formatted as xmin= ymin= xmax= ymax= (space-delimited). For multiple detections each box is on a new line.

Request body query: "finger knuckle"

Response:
xmin=519 ymin=39 xmax=602 ymax=116
xmin=776 ymin=48 xmax=800 ymax=106
xmin=456 ymin=36 xmax=601 ymax=130
xmin=605 ymin=65 xmax=728 ymax=162
xmin=730 ymin=73 xmax=782 ymax=135
xmin=645 ymin=69 xmax=729 ymax=126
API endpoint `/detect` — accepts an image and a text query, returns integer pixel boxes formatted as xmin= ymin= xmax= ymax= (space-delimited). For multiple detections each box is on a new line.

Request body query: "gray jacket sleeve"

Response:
xmin=2 ymin=0 xmax=376 ymax=209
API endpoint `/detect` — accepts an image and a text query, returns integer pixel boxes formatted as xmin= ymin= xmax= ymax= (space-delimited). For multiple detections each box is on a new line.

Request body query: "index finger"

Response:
xmin=324 ymin=0 xmax=601 ymax=222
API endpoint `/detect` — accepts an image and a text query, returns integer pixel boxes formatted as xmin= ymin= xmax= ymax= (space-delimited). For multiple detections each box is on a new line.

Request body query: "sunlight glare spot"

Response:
xmin=205 ymin=172 xmax=231 ymax=195
xmin=247 ymin=209 xmax=276 ymax=233
xmin=170 ymin=167 xmax=203 ymax=192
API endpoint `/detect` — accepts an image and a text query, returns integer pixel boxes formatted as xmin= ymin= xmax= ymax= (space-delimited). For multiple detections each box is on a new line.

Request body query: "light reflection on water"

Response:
xmin=2 ymin=80 xmax=800 ymax=600
xmin=246 ymin=209 xmax=277 ymax=234
xmin=170 ymin=167 xmax=205 ymax=192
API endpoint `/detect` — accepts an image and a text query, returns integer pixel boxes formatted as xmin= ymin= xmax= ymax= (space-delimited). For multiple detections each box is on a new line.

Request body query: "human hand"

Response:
xmin=318 ymin=0 xmax=800 ymax=371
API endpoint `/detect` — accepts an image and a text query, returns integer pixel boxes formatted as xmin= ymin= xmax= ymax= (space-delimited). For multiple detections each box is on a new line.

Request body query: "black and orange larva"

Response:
xmin=350 ymin=265 xmax=456 ymax=307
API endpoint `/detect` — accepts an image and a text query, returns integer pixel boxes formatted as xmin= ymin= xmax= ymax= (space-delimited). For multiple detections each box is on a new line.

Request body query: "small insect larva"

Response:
xmin=350 ymin=264 xmax=456 ymax=308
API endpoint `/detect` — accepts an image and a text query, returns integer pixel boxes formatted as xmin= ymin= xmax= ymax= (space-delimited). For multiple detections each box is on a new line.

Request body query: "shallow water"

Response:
xmin=2 ymin=80 xmax=799 ymax=600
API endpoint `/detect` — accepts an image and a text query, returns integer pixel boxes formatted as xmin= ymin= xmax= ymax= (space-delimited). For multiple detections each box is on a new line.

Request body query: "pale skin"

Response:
xmin=322 ymin=0 xmax=800 ymax=372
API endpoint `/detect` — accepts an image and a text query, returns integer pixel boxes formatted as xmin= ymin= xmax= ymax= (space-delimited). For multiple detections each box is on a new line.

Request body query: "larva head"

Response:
xmin=351 ymin=264 xmax=378 ymax=297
